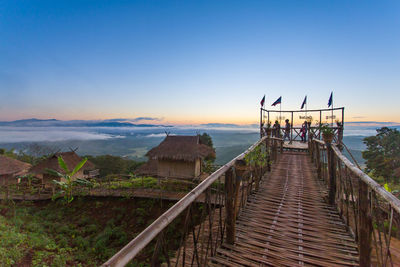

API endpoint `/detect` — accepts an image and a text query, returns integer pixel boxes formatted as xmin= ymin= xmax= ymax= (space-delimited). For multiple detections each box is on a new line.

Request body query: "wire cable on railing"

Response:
xmin=341 ymin=142 xmax=362 ymax=170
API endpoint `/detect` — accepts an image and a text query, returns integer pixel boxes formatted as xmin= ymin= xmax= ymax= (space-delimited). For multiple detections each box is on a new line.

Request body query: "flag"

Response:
xmin=260 ymin=95 xmax=265 ymax=107
xmin=301 ymin=95 xmax=307 ymax=109
xmin=271 ymin=96 xmax=281 ymax=106
xmin=328 ymin=92 xmax=333 ymax=107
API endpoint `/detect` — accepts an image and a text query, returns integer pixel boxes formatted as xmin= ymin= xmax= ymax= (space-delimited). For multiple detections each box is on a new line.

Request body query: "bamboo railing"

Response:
xmin=310 ymin=139 xmax=400 ymax=266
xmin=101 ymin=136 xmax=284 ymax=267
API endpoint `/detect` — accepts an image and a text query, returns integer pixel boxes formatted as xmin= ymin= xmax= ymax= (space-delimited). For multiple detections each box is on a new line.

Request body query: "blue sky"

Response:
xmin=1 ymin=0 xmax=399 ymax=124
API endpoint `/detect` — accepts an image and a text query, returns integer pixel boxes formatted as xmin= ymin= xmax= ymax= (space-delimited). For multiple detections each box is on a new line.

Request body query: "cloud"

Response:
xmin=347 ymin=121 xmax=400 ymax=125
xmin=103 ymin=117 xmax=164 ymax=123
xmin=351 ymin=116 xmax=366 ymax=119
xmin=143 ymin=133 xmax=174 ymax=138
xmin=131 ymin=117 xmax=163 ymax=122
xmin=0 ymin=127 xmax=123 ymax=143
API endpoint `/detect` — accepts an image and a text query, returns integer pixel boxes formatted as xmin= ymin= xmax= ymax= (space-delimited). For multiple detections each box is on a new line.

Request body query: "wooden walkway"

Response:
xmin=210 ymin=152 xmax=359 ymax=266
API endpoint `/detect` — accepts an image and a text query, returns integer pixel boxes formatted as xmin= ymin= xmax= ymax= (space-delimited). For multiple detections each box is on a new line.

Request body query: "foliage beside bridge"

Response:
xmin=0 ymin=197 xmax=187 ymax=266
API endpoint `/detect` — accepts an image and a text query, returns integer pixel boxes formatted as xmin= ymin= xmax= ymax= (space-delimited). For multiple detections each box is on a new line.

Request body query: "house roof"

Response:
xmin=29 ymin=151 xmax=95 ymax=175
xmin=0 ymin=155 xmax=31 ymax=176
xmin=135 ymin=159 xmax=158 ymax=176
xmin=146 ymin=135 xmax=215 ymax=162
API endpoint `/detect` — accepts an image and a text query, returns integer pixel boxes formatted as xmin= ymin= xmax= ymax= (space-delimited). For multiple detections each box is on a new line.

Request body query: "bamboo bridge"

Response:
xmin=102 ymin=107 xmax=400 ymax=267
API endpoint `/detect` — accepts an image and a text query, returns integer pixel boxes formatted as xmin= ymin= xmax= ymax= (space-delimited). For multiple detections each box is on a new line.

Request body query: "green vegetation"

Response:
xmin=0 ymin=197 xmax=183 ymax=266
xmin=198 ymin=132 xmax=216 ymax=173
xmin=0 ymin=144 xmax=59 ymax=165
xmin=92 ymin=176 xmax=194 ymax=192
xmin=49 ymin=156 xmax=92 ymax=204
xmin=86 ymin=155 xmax=143 ymax=178
xmin=244 ymin=144 xmax=268 ymax=167
xmin=0 ymin=148 xmax=37 ymax=164
xmin=199 ymin=132 xmax=214 ymax=150
xmin=320 ymin=123 xmax=334 ymax=137
xmin=363 ymin=127 xmax=400 ymax=184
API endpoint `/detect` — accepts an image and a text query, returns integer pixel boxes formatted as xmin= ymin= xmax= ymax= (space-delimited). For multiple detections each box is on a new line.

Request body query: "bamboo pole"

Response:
xmin=319 ymin=111 xmax=322 ymax=139
xmin=316 ymin=143 xmax=321 ymax=179
xmin=327 ymin=143 xmax=336 ymax=205
xmin=260 ymin=108 xmax=263 ymax=138
xmin=225 ymin=167 xmax=236 ymax=245
xmin=290 ymin=111 xmax=293 ymax=143
xmin=358 ymin=180 xmax=372 ymax=266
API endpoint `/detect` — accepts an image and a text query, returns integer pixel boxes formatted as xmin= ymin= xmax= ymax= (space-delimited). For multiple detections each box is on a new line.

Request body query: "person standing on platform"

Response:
xmin=301 ymin=121 xmax=308 ymax=142
xmin=283 ymin=119 xmax=291 ymax=141
xmin=273 ymin=120 xmax=281 ymax=138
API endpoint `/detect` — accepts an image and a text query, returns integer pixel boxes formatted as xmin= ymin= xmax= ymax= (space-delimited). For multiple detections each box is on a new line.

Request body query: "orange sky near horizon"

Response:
xmin=1 ymin=108 xmax=398 ymax=125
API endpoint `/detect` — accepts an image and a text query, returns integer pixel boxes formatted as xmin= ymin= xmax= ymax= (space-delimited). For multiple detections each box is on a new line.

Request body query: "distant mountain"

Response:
xmin=346 ymin=121 xmax=400 ymax=126
xmin=200 ymin=123 xmax=257 ymax=128
xmin=0 ymin=118 xmax=172 ymax=128
xmin=0 ymin=118 xmax=59 ymax=126
xmin=200 ymin=123 xmax=240 ymax=127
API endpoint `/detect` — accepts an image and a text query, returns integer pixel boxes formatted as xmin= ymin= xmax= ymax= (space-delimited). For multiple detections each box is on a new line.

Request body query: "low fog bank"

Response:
xmin=1 ymin=125 xmax=393 ymax=165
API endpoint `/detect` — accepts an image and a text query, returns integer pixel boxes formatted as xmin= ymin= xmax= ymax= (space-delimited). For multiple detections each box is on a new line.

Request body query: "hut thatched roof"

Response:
xmin=30 ymin=151 xmax=95 ymax=175
xmin=0 ymin=155 xmax=31 ymax=176
xmin=136 ymin=159 xmax=158 ymax=176
xmin=146 ymin=135 xmax=215 ymax=162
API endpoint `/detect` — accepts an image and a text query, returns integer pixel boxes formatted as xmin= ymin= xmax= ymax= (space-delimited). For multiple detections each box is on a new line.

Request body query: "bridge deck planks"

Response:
xmin=210 ymin=152 xmax=359 ymax=266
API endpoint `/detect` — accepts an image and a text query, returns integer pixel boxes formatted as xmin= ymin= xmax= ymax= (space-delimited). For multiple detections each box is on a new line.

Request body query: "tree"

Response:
xmin=198 ymin=133 xmax=216 ymax=173
xmin=0 ymin=144 xmax=57 ymax=164
xmin=85 ymin=155 xmax=143 ymax=177
xmin=199 ymin=133 xmax=213 ymax=148
xmin=363 ymin=127 xmax=400 ymax=183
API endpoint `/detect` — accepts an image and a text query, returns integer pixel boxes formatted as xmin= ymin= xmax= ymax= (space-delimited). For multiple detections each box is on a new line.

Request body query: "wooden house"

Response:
xmin=29 ymin=151 xmax=97 ymax=185
xmin=138 ymin=135 xmax=215 ymax=179
xmin=0 ymin=155 xmax=31 ymax=186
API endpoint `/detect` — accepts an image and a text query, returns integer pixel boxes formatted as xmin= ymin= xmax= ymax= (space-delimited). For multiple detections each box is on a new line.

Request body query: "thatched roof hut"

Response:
xmin=146 ymin=135 xmax=215 ymax=162
xmin=30 ymin=151 xmax=95 ymax=177
xmin=138 ymin=135 xmax=215 ymax=179
xmin=0 ymin=155 xmax=31 ymax=176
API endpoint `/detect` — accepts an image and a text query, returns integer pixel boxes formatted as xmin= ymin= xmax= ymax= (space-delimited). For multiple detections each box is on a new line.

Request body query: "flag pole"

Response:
xmin=305 ymin=95 xmax=307 ymax=121
xmin=331 ymin=92 xmax=334 ymax=126
xmin=263 ymin=97 xmax=266 ymax=124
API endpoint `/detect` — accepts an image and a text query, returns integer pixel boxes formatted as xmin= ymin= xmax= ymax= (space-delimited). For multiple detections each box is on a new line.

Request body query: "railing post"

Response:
xmin=225 ymin=167 xmax=239 ymax=245
xmin=272 ymin=139 xmax=277 ymax=161
xmin=309 ymin=137 xmax=313 ymax=160
xmin=254 ymin=165 xmax=261 ymax=192
xmin=316 ymin=143 xmax=321 ymax=178
xmin=358 ymin=181 xmax=372 ymax=266
xmin=265 ymin=138 xmax=271 ymax=172
xmin=327 ymin=143 xmax=336 ymax=205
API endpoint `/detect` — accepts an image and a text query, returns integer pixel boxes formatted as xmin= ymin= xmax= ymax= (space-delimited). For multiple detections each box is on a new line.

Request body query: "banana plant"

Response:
xmin=47 ymin=156 xmax=92 ymax=204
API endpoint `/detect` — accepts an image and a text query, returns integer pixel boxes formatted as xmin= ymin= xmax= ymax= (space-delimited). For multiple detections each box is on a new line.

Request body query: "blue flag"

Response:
xmin=271 ymin=96 xmax=282 ymax=106
xmin=328 ymin=92 xmax=333 ymax=107
xmin=301 ymin=96 xmax=307 ymax=109
xmin=260 ymin=95 xmax=265 ymax=107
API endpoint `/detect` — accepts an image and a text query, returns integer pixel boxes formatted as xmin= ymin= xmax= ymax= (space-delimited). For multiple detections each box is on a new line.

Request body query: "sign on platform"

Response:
xmin=326 ymin=115 xmax=336 ymax=119
xmin=299 ymin=116 xmax=312 ymax=120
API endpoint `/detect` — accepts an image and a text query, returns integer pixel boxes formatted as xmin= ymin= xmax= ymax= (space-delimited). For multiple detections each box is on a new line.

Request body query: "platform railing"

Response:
xmin=310 ymin=139 xmax=400 ymax=267
xmin=262 ymin=125 xmax=343 ymax=144
xmin=102 ymin=136 xmax=284 ymax=267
